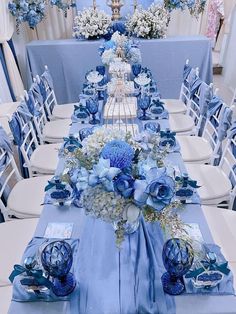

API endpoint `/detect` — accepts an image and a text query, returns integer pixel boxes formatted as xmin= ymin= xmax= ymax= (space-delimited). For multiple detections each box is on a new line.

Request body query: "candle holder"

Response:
xmin=107 ymin=0 xmax=124 ymax=20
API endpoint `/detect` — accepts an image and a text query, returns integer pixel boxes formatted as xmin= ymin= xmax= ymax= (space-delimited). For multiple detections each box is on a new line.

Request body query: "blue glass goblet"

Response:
xmin=132 ymin=64 xmax=142 ymax=77
xmin=161 ymin=238 xmax=194 ymax=295
xmin=96 ymin=65 xmax=106 ymax=76
xmin=41 ymin=241 xmax=76 ymax=297
xmin=138 ymin=95 xmax=151 ymax=120
xmin=79 ymin=127 xmax=94 ymax=142
xmin=86 ymin=98 xmax=100 ymax=125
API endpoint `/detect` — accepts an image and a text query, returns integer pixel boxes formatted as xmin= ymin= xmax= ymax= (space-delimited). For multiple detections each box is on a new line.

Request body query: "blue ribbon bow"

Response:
xmin=9 ymin=264 xmax=52 ymax=289
xmin=160 ymin=129 xmax=176 ymax=147
xmin=45 ymin=179 xmax=66 ymax=192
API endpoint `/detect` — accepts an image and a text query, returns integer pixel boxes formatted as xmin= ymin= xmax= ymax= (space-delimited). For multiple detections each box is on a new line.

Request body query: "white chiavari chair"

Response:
xmin=14 ymin=110 xmax=60 ymax=177
xmin=0 ymin=147 xmax=51 ymax=219
xmin=39 ymin=65 xmax=77 ymax=120
xmin=27 ymin=84 xmax=71 ymax=144
xmin=177 ymin=93 xmax=229 ymax=164
xmin=162 ymin=59 xmax=191 ymax=114
xmin=186 ymin=133 xmax=236 ymax=206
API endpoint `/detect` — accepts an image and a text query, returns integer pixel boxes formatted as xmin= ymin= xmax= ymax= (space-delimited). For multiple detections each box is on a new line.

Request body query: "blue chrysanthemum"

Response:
xmin=101 ymin=140 xmax=134 ymax=169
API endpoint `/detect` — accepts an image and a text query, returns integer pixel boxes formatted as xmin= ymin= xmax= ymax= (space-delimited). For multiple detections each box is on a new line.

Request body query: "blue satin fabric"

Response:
xmin=76 ymin=215 xmax=175 ymax=314
xmin=41 ymin=70 xmax=54 ymax=90
xmin=229 ymin=122 xmax=236 ymax=158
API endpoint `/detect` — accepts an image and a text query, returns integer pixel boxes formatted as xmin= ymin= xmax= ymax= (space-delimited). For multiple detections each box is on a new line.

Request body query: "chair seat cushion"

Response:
xmin=162 ymin=99 xmax=186 ymax=114
xmin=0 ymin=101 xmax=20 ymax=118
xmin=43 ymin=119 xmax=71 ymax=142
xmin=186 ymin=164 xmax=232 ymax=203
xmin=7 ymin=175 xmax=51 ymax=217
xmin=0 ymin=117 xmax=11 ymax=137
xmin=30 ymin=143 xmax=61 ymax=174
xmin=177 ymin=136 xmax=213 ymax=162
xmin=169 ymin=114 xmax=195 ymax=133
xmin=52 ymin=103 xmax=76 ymax=119
xmin=0 ymin=219 xmax=38 ymax=286
xmin=0 ymin=285 xmax=13 ymax=313
xmin=202 ymin=206 xmax=236 ymax=262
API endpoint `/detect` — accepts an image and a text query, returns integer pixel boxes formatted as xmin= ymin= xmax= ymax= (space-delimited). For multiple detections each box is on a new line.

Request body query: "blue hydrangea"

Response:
xmin=101 ymin=140 xmax=134 ymax=169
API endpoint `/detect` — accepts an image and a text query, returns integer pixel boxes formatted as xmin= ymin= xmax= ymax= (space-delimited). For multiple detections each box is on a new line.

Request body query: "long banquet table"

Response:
xmin=26 ymin=36 xmax=213 ymax=104
xmin=8 ymin=111 xmax=236 ymax=314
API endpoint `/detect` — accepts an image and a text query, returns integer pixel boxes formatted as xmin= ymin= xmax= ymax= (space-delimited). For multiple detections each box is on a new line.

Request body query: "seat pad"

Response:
xmin=43 ymin=119 xmax=71 ymax=140
xmin=30 ymin=143 xmax=61 ymax=174
xmin=186 ymin=164 xmax=232 ymax=202
xmin=0 ymin=102 xmax=20 ymax=118
xmin=162 ymin=98 xmax=186 ymax=114
xmin=7 ymin=175 xmax=51 ymax=217
xmin=0 ymin=219 xmax=38 ymax=285
xmin=177 ymin=136 xmax=213 ymax=162
xmin=52 ymin=103 xmax=76 ymax=119
xmin=169 ymin=114 xmax=195 ymax=133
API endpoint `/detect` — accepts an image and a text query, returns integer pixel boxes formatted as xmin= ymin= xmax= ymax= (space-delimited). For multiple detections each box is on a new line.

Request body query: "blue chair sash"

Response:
xmin=0 ymin=125 xmax=12 ymax=171
xmin=30 ymin=82 xmax=44 ymax=106
xmin=41 ymin=70 xmax=54 ymax=91
xmin=198 ymin=82 xmax=213 ymax=136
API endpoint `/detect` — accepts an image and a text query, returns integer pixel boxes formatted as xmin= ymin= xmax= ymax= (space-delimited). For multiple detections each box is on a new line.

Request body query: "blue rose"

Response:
xmin=114 ymin=173 xmax=135 ymax=198
xmin=134 ymin=168 xmax=175 ymax=211
xmin=145 ymin=176 xmax=175 ymax=211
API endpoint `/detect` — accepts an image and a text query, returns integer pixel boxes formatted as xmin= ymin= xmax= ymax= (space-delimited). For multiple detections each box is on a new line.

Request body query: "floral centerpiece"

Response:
xmin=126 ymin=3 xmax=170 ymax=39
xmin=99 ymin=31 xmax=142 ymax=66
xmin=62 ymin=126 xmax=196 ymax=246
xmin=73 ymin=8 xmax=112 ymax=40
xmin=8 ymin=0 xmax=46 ymax=30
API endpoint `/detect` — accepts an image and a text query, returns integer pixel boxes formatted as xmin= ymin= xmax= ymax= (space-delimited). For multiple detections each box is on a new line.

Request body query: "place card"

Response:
xmin=44 ymin=222 xmax=74 ymax=239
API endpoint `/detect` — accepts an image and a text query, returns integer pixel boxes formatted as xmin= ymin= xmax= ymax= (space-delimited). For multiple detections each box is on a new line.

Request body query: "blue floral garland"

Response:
xmin=8 ymin=0 xmax=76 ymax=31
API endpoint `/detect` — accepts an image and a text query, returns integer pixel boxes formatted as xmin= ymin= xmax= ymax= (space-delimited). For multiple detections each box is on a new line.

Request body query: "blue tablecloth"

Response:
xmin=26 ymin=36 xmax=212 ymax=104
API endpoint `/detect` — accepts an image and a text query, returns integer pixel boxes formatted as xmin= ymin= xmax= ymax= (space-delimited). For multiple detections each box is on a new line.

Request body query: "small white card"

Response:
xmin=44 ymin=222 xmax=74 ymax=239
xmin=184 ymin=223 xmax=204 ymax=243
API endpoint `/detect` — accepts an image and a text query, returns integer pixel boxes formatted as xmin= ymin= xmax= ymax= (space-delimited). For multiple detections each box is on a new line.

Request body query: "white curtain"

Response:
xmin=0 ymin=62 xmax=12 ymax=103
xmin=168 ymin=9 xmax=202 ymax=36
xmin=222 ymin=5 xmax=236 ymax=93
xmin=0 ymin=0 xmax=24 ymax=100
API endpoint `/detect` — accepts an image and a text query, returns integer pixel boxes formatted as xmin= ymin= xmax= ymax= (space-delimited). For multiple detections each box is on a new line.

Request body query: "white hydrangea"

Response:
xmin=82 ymin=185 xmax=128 ymax=223
xmin=126 ymin=4 xmax=169 ymax=39
xmin=73 ymin=8 xmax=112 ymax=39
xmin=111 ymin=31 xmax=129 ymax=48
xmin=101 ymin=48 xmax=116 ymax=65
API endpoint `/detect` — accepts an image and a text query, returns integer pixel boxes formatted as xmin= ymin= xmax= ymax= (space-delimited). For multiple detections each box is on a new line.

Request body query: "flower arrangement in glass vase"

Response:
xmin=126 ymin=3 xmax=170 ymax=39
xmin=73 ymin=7 xmax=112 ymax=40
xmin=99 ymin=31 xmax=142 ymax=66
xmin=61 ymin=126 xmax=199 ymax=247
xmin=8 ymin=0 xmax=47 ymax=31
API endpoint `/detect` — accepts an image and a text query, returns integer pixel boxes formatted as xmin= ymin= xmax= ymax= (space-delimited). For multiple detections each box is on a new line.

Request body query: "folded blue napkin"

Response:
xmin=12 ymin=237 xmax=79 ymax=302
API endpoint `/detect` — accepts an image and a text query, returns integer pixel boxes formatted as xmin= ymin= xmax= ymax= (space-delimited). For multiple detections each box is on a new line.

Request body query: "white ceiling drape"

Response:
xmin=0 ymin=0 xmax=24 ymax=100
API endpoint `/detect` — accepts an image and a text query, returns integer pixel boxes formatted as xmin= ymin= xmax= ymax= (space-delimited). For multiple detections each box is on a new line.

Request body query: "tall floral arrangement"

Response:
xmin=99 ymin=31 xmax=142 ymax=66
xmin=8 ymin=0 xmax=46 ymax=30
xmin=126 ymin=4 xmax=170 ymax=39
xmin=73 ymin=8 xmax=112 ymax=40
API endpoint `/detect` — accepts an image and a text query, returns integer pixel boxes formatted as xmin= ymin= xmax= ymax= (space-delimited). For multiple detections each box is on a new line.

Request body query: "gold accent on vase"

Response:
xmin=106 ymin=0 xmax=124 ymax=20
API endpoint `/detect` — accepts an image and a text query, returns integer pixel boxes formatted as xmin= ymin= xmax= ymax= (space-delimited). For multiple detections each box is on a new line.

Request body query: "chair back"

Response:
xmin=0 ymin=147 xmax=22 ymax=214
xmin=29 ymin=82 xmax=48 ymax=144
xmin=15 ymin=110 xmax=39 ymax=177
xmin=179 ymin=60 xmax=194 ymax=104
xmin=186 ymin=81 xmax=213 ymax=136
xmin=39 ymin=66 xmax=57 ymax=119
xmin=219 ymin=135 xmax=236 ymax=210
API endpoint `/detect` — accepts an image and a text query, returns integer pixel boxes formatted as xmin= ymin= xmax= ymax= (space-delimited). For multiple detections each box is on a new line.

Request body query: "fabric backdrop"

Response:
xmin=0 ymin=0 xmax=24 ymax=100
